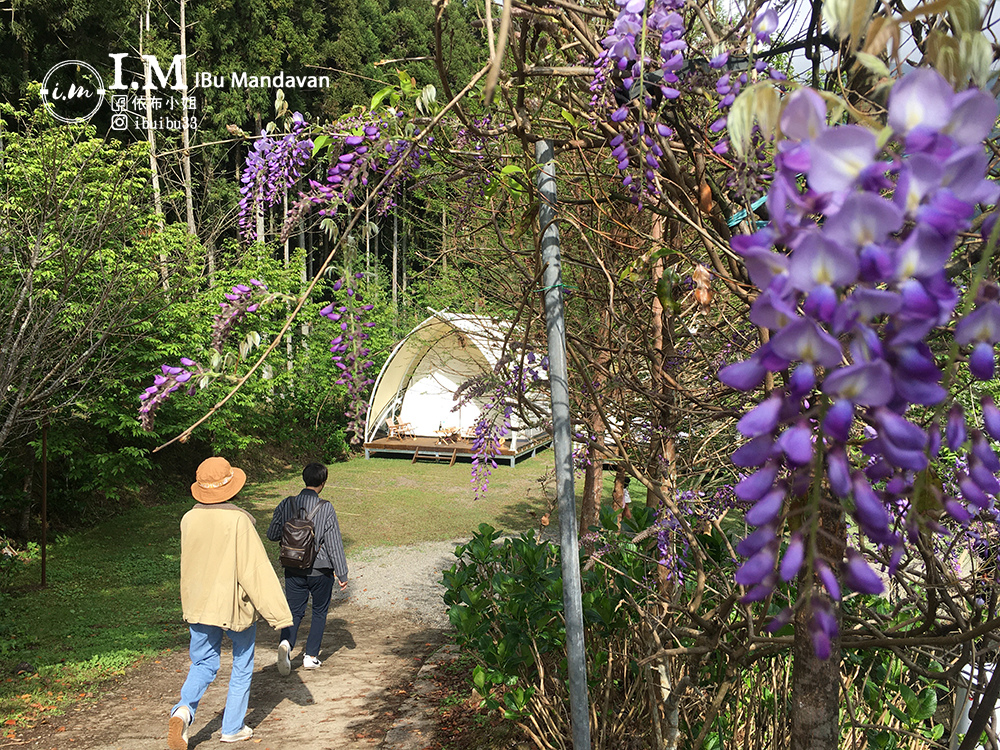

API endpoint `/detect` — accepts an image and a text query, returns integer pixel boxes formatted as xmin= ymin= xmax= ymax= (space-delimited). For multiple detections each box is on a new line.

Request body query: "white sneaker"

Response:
xmin=302 ymin=654 xmax=322 ymax=669
xmin=277 ymin=640 xmax=291 ymax=676
xmin=220 ymin=725 xmax=253 ymax=743
xmin=167 ymin=705 xmax=191 ymax=750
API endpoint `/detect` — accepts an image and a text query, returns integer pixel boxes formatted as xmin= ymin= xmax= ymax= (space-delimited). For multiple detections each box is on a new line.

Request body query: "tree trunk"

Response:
xmin=647 ymin=218 xmax=678 ymax=595
xmin=18 ymin=455 xmax=34 ymax=540
xmin=141 ymin=13 xmax=168 ymax=291
xmin=580 ymin=436 xmax=602 ymax=538
xmin=646 ymin=219 xmax=677 ymax=509
xmin=441 ymin=205 xmax=447 ymax=272
xmin=206 ymin=239 xmax=215 ymax=286
xmin=401 ymin=194 xmax=407 ymax=296
xmin=791 ymin=499 xmax=844 ymax=749
xmin=285 ymin=196 xmax=294 ymax=375
xmin=580 ymin=308 xmax=611 ymax=537
xmin=392 ymin=206 xmax=398 ymax=318
xmin=179 ymin=0 xmax=196 ymax=239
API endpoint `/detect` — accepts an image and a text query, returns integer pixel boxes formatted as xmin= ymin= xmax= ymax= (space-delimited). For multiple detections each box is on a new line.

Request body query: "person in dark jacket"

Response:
xmin=266 ymin=462 xmax=348 ymax=673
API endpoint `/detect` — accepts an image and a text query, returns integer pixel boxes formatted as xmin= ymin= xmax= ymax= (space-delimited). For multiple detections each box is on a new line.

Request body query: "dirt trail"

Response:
xmin=17 ymin=600 xmax=448 ymax=750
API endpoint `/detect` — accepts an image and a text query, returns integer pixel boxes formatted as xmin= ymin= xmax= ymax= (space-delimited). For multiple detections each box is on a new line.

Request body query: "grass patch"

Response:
xmin=241 ymin=453 xmax=557 ymax=553
xmin=0 ymin=452 xmax=558 ymax=732
xmin=0 ymin=495 xmax=191 ymax=731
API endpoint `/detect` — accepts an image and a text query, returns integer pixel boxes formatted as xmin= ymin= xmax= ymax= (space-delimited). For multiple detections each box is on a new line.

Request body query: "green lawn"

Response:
xmin=241 ymin=454 xmax=558 ymax=552
xmin=0 ymin=452 xmax=561 ymax=731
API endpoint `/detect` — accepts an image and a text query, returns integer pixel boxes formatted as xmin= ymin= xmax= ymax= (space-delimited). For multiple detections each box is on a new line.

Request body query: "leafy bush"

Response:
xmin=442 ymin=507 xmax=663 ymax=742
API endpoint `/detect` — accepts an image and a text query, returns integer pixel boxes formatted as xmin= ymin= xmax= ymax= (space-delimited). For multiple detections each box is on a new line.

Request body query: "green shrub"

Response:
xmin=442 ymin=506 xmax=661 ymax=724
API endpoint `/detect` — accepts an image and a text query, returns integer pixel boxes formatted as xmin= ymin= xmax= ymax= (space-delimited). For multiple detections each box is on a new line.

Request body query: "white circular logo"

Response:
xmin=40 ymin=60 xmax=105 ymax=123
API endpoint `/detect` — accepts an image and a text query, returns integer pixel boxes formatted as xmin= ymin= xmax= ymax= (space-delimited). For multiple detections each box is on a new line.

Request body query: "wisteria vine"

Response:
xmin=718 ymin=67 xmax=1000 ymax=656
xmin=455 ymin=349 xmax=548 ymax=499
xmin=139 ymin=279 xmax=280 ymax=431
xmin=138 ymin=276 xmax=376 ymax=443
xmin=320 ymin=273 xmax=377 ymax=443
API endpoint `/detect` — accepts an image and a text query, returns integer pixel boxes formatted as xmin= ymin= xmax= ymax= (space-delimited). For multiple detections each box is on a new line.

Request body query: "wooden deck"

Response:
xmin=363 ymin=434 xmax=551 ymax=466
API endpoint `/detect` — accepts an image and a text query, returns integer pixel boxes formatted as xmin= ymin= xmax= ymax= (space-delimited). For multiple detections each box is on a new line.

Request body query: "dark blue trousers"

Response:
xmin=280 ymin=571 xmax=335 ymax=658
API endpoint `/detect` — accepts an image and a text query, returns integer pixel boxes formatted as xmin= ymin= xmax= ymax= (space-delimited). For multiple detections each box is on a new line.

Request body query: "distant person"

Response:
xmin=168 ymin=457 xmax=293 ymax=750
xmin=267 ymin=462 xmax=348 ymax=673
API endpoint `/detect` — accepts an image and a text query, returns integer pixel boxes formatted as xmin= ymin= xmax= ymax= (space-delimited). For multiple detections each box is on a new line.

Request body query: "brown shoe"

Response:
xmin=167 ymin=706 xmax=190 ymax=750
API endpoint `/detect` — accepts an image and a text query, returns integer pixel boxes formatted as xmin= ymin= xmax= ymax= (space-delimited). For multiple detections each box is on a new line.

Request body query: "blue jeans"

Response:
xmin=281 ymin=571 xmax=335 ymax=658
xmin=172 ymin=622 xmax=257 ymax=736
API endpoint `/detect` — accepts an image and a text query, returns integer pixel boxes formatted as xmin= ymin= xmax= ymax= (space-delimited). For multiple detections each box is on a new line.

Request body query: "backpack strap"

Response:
xmin=306 ymin=500 xmax=328 ymax=554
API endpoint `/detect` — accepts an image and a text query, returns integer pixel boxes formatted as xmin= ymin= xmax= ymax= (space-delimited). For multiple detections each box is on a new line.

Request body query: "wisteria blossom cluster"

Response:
xmin=307 ymin=119 xmax=385 ymax=215
xmin=375 ymin=130 xmax=432 ymax=215
xmin=708 ymin=45 xmax=789 ymax=199
xmin=719 ymin=67 xmax=1000 ymax=657
xmin=320 ymin=273 xmax=377 ymax=443
xmin=452 ymin=116 xmax=495 ymax=220
xmin=590 ymin=0 xmax=686 ymax=203
xmin=708 ymin=6 xmax=786 ymax=154
xmin=211 ymin=279 xmax=271 ymax=351
xmin=237 ymin=108 xmax=433 ymax=244
xmin=655 ymin=492 xmax=696 ymax=582
xmin=455 ymin=350 xmax=548 ymax=499
xmin=600 ymin=0 xmax=687 ymax=121
xmin=592 ymin=2 xmax=790 ymax=206
xmin=139 ymin=280 xmax=276 ymax=430
xmin=138 ymin=359 xmax=203 ymax=431
xmin=238 ymin=114 xmax=313 ymax=241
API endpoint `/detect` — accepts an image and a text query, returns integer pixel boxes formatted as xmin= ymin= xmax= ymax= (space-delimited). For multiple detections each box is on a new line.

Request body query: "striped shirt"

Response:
xmin=266 ymin=489 xmax=348 ymax=579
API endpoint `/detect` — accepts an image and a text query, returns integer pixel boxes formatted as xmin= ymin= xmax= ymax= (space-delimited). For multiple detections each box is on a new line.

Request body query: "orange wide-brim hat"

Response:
xmin=191 ymin=456 xmax=247 ymax=504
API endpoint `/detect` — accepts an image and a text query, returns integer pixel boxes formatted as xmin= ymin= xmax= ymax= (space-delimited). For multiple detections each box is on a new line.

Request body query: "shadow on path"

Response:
xmin=14 ymin=602 xmax=446 ymax=750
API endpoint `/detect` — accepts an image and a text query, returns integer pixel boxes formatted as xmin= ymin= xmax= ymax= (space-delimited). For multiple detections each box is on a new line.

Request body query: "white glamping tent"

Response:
xmin=362 ymin=311 xmax=549 ymax=463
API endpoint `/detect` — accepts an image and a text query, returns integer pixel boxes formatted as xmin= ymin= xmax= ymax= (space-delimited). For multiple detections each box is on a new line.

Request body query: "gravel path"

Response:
xmin=341 ymin=539 xmax=467 ymax=629
xmin=15 ymin=542 xmax=471 ymax=749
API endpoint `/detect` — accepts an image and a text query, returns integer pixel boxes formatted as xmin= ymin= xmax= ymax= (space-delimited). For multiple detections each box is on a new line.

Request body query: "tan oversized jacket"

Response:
xmin=179 ymin=502 xmax=293 ymax=632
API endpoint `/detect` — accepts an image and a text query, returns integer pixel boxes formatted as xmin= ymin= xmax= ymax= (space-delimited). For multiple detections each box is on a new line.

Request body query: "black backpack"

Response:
xmin=279 ymin=500 xmax=324 ymax=569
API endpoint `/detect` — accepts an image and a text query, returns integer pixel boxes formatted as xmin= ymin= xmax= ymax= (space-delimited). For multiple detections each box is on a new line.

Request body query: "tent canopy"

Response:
xmin=364 ymin=311 xmax=540 ymax=444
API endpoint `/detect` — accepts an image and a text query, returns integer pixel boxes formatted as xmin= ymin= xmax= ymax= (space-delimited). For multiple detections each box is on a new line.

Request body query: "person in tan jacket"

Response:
xmin=167 ymin=457 xmax=293 ymax=750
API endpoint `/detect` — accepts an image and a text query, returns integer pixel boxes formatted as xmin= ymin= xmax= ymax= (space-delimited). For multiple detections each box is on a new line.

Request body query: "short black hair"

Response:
xmin=302 ymin=462 xmax=328 ymax=487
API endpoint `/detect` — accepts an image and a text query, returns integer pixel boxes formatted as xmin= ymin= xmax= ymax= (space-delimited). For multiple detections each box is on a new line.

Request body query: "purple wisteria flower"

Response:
xmin=752 ymin=8 xmax=779 ymax=43
xmin=590 ymin=0 xmax=687 ymax=202
xmin=138 ymin=360 xmax=205 ymax=431
xmin=721 ymin=67 xmax=1000 ymax=657
xmin=212 ymin=280 xmax=271 ymax=352
xmin=455 ymin=352 xmax=548 ymax=499
xmin=238 ymin=115 xmax=313 ymax=240
xmin=320 ymin=273 xmax=377 ymax=443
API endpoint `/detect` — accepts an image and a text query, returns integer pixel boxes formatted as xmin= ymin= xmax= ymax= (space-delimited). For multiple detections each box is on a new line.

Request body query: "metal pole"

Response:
xmin=536 ymin=139 xmax=591 ymax=750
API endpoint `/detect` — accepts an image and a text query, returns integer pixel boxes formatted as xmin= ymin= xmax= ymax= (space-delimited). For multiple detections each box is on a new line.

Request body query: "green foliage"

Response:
xmin=843 ymin=598 xmax=950 ymax=747
xmin=0 ymin=111 xmax=176 ymax=526
xmin=442 ymin=510 xmax=661 ymax=721
xmin=136 ymin=250 xmax=355 ymax=458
